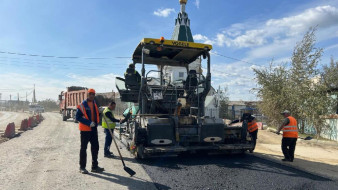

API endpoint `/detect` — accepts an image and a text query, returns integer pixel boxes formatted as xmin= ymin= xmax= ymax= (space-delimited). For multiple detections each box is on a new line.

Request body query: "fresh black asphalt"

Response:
xmin=138 ymin=153 xmax=338 ymax=190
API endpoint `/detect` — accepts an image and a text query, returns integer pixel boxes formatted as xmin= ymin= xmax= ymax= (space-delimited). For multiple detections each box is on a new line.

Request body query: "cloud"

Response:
xmin=0 ymin=72 xmax=121 ymax=101
xmin=200 ymin=5 xmax=338 ymax=101
xmin=193 ymin=34 xmax=208 ymax=41
xmin=194 ymin=0 xmax=200 ymax=9
xmin=153 ymin=8 xmax=175 ymax=17
xmin=193 ymin=34 xmax=216 ymax=45
xmin=325 ymin=44 xmax=338 ymax=51
xmin=194 ymin=5 xmax=338 ymax=49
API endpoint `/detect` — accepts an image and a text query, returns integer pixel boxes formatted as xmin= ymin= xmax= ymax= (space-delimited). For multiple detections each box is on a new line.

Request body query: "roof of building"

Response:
xmin=228 ymin=101 xmax=258 ymax=106
xmin=171 ymin=2 xmax=193 ymax=42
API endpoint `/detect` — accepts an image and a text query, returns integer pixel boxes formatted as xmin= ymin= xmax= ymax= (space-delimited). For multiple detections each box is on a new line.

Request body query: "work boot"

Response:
xmin=79 ymin=168 xmax=89 ymax=174
xmin=282 ymin=158 xmax=290 ymax=162
xmin=104 ymin=153 xmax=114 ymax=158
xmin=91 ymin=166 xmax=105 ymax=173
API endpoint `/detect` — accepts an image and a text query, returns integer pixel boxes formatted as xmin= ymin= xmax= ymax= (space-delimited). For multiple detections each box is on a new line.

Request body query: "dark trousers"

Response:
xmin=104 ymin=128 xmax=113 ymax=155
xmin=80 ymin=128 xmax=99 ymax=169
xmin=282 ymin=137 xmax=297 ymax=161
xmin=250 ymin=130 xmax=258 ymax=150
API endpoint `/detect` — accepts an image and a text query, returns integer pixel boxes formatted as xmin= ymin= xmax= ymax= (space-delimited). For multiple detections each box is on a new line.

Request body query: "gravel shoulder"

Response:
xmin=255 ymin=130 xmax=338 ymax=180
xmin=0 ymin=112 xmax=157 ymax=190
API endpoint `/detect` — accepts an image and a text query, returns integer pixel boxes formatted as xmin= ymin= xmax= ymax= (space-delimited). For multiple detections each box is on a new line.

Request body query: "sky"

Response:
xmin=0 ymin=0 xmax=337 ymax=101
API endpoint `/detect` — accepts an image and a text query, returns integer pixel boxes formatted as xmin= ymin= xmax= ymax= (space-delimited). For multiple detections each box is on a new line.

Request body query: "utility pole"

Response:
xmin=32 ymin=84 xmax=36 ymax=103
xmin=9 ymin=94 xmax=12 ymax=110
xmin=17 ymin=93 xmax=19 ymax=101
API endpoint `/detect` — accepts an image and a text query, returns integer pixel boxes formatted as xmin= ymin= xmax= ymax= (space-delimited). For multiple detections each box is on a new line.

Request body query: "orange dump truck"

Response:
xmin=59 ymin=86 xmax=116 ymax=122
xmin=59 ymin=86 xmax=88 ymax=122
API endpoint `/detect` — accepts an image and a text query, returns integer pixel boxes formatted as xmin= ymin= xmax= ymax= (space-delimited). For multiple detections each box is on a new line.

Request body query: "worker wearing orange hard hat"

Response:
xmin=76 ymin=88 xmax=104 ymax=174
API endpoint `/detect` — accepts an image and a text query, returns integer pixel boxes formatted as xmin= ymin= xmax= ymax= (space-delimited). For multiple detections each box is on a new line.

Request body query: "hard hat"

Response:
xmin=281 ymin=110 xmax=290 ymax=114
xmin=88 ymin=88 xmax=96 ymax=94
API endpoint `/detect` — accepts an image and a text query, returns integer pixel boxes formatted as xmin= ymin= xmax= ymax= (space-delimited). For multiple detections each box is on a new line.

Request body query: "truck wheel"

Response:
xmin=135 ymin=145 xmax=146 ymax=160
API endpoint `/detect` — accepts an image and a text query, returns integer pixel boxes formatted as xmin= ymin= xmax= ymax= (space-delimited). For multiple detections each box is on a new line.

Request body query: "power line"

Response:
xmin=0 ymin=50 xmax=131 ymax=60
xmin=0 ymin=61 xmax=117 ymax=71
xmin=0 ymin=56 xmax=130 ymax=68
xmin=210 ymin=52 xmax=255 ymax=65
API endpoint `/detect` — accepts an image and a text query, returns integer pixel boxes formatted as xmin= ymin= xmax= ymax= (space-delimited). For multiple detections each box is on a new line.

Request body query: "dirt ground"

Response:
xmin=0 ymin=112 xmax=156 ymax=190
xmin=255 ymin=129 xmax=338 ymax=180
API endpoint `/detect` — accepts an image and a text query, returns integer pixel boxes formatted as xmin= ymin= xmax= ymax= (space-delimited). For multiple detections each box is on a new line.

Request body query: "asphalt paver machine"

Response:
xmin=115 ymin=38 xmax=254 ymax=158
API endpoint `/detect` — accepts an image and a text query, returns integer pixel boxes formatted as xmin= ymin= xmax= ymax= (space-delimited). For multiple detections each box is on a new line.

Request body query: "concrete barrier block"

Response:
xmin=4 ymin=123 xmax=15 ymax=138
xmin=20 ymin=119 xmax=29 ymax=131
xmin=257 ymin=122 xmax=264 ymax=130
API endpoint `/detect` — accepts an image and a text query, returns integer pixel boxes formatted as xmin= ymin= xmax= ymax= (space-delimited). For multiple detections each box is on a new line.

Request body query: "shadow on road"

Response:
xmin=255 ymin=152 xmax=338 ymax=180
xmin=138 ymin=152 xmax=332 ymax=182
xmin=88 ymin=171 xmax=170 ymax=190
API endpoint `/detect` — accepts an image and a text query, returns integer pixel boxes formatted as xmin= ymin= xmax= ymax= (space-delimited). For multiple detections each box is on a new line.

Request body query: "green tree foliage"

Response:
xmin=253 ymin=27 xmax=335 ymax=138
xmin=322 ymin=58 xmax=338 ymax=114
xmin=254 ymin=62 xmax=290 ymax=127
xmin=38 ymin=99 xmax=59 ymax=112
xmin=218 ymin=87 xmax=230 ymax=119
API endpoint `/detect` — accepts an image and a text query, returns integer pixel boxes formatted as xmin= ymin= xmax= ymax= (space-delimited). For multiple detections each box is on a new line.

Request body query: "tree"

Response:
xmin=38 ymin=99 xmax=59 ymax=112
xmin=253 ymin=27 xmax=335 ymax=138
xmin=288 ymin=27 xmax=323 ymax=133
xmin=322 ymin=58 xmax=338 ymax=114
xmin=218 ymin=87 xmax=230 ymax=119
xmin=253 ymin=62 xmax=290 ymax=127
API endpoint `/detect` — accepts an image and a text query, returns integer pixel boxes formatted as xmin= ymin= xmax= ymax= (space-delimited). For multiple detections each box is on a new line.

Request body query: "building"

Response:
xmin=163 ymin=0 xmax=220 ymax=118
xmin=227 ymin=101 xmax=261 ymax=120
xmin=204 ymin=87 xmax=220 ymax=118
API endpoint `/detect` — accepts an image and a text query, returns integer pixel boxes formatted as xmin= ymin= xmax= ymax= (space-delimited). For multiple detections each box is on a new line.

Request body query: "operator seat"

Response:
xmin=125 ymin=68 xmax=140 ymax=90
xmin=185 ymin=70 xmax=198 ymax=90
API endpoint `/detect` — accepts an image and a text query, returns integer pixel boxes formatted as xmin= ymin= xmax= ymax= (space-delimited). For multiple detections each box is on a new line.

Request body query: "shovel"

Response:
xmin=107 ymin=126 xmax=136 ymax=177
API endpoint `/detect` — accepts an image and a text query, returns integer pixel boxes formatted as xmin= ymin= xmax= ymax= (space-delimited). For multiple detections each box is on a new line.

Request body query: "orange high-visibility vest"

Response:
xmin=77 ymin=101 xmax=100 ymax=131
xmin=248 ymin=121 xmax=258 ymax=132
xmin=283 ymin=116 xmax=298 ymax=138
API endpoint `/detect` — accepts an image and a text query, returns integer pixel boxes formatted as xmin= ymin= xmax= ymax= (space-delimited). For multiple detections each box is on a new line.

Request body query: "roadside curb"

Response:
xmin=253 ymin=151 xmax=338 ymax=181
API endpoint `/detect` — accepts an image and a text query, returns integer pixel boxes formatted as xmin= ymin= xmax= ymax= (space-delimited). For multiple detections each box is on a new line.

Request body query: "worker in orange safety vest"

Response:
xmin=247 ymin=115 xmax=258 ymax=151
xmin=76 ymin=88 xmax=104 ymax=174
xmin=276 ymin=110 xmax=298 ymax=162
xmin=229 ymin=108 xmax=259 ymax=152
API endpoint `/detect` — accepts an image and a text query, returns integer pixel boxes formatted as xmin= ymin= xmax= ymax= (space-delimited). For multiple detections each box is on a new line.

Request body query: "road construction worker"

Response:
xmin=76 ymin=88 xmax=104 ymax=174
xmin=124 ymin=63 xmax=141 ymax=87
xmin=230 ymin=108 xmax=258 ymax=152
xmin=247 ymin=114 xmax=258 ymax=151
xmin=276 ymin=110 xmax=298 ymax=162
xmin=101 ymin=101 xmax=127 ymax=158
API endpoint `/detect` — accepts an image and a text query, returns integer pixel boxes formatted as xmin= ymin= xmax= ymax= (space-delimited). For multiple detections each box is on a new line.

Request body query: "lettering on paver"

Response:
xmin=172 ymin=41 xmax=189 ymax=47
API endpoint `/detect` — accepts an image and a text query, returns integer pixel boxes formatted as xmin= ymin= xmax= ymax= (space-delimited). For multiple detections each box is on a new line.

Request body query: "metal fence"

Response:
xmin=302 ymin=118 xmax=338 ymax=142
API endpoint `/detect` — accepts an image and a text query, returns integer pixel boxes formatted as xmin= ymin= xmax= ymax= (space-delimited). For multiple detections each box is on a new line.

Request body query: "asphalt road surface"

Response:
xmin=0 ymin=112 xmax=337 ymax=190
xmin=139 ymin=153 xmax=338 ymax=190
